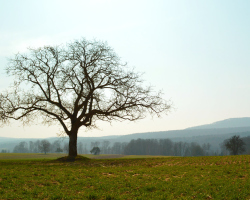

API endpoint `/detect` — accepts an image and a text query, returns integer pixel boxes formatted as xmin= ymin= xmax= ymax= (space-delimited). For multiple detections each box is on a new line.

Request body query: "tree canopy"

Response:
xmin=90 ymin=147 xmax=101 ymax=155
xmin=0 ymin=38 xmax=171 ymax=157
xmin=223 ymin=135 xmax=245 ymax=155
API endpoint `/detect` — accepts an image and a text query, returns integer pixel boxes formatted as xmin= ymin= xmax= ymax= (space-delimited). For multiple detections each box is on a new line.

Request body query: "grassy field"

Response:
xmin=0 ymin=154 xmax=250 ymax=199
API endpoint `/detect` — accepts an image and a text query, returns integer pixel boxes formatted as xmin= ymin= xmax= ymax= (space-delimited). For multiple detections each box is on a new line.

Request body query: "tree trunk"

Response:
xmin=69 ymin=130 xmax=78 ymax=157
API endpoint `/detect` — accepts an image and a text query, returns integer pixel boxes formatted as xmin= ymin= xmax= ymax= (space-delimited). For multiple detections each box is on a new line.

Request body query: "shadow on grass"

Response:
xmin=55 ymin=155 xmax=91 ymax=162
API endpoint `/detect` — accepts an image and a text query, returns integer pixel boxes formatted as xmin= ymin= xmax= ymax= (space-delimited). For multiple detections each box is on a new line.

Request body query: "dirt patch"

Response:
xmin=91 ymin=155 xmax=125 ymax=159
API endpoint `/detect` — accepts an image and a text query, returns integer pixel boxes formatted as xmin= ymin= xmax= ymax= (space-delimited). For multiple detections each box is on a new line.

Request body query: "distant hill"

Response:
xmin=186 ymin=117 xmax=250 ymax=129
xmin=118 ymin=126 xmax=250 ymax=140
xmin=1 ymin=117 xmax=250 ymax=152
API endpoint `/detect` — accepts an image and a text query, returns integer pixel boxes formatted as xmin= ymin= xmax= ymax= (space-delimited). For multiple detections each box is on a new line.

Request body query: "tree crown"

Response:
xmin=0 ymin=38 xmax=171 ymax=135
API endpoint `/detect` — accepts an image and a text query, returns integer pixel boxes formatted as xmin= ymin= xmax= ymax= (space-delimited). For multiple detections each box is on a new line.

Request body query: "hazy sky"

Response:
xmin=0 ymin=0 xmax=250 ymax=138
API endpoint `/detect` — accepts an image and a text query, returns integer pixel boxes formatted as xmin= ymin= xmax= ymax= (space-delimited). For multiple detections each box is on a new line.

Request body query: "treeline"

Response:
xmin=1 ymin=149 xmax=10 ymax=153
xmin=11 ymin=139 xmax=89 ymax=154
xmin=124 ymin=136 xmax=250 ymax=156
xmin=12 ymin=140 xmax=66 ymax=154
xmin=243 ymin=136 xmax=250 ymax=154
xmin=5 ymin=135 xmax=250 ymax=156
xmin=90 ymin=141 xmax=128 ymax=155
xmin=124 ymin=139 xmax=212 ymax=156
xmin=8 ymin=140 xmax=128 ymax=155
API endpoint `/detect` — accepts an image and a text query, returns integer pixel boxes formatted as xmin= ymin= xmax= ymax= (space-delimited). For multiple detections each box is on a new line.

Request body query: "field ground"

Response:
xmin=0 ymin=153 xmax=166 ymax=160
xmin=0 ymin=154 xmax=250 ymax=199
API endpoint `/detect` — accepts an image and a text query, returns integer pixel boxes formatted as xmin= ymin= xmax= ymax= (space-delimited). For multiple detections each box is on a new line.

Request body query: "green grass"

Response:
xmin=0 ymin=153 xmax=68 ymax=160
xmin=0 ymin=154 xmax=250 ymax=199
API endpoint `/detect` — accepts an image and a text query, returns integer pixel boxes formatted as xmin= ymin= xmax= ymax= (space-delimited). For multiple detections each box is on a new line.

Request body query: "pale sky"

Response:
xmin=0 ymin=0 xmax=250 ymax=138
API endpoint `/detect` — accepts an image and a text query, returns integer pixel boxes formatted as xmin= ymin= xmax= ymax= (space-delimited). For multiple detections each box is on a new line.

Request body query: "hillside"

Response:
xmin=116 ymin=126 xmax=250 ymax=142
xmin=186 ymin=117 xmax=250 ymax=129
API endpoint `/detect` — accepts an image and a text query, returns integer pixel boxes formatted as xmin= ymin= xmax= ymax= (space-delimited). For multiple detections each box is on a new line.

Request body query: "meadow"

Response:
xmin=0 ymin=154 xmax=250 ymax=199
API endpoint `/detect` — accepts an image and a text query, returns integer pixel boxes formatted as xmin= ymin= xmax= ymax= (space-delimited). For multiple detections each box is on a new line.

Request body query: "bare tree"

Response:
xmin=202 ymin=143 xmax=211 ymax=156
xmin=101 ymin=140 xmax=110 ymax=154
xmin=29 ymin=141 xmax=35 ymax=153
xmin=39 ymin=139 xmax=51 ymax=154
xmin=34 ymin=140 xmax=41 ymax=153
xmin=13 ymin=141 xmax=29 ymax=153
xmin=51 ymin=140 xmax=62 ymax=153
xmin=112 ymin=142 xmax=122 ymax=154
xmin=0 ymin=38 xmax=171 ymax=157
xmin=223 ymin=135 xmax=245 ymax=155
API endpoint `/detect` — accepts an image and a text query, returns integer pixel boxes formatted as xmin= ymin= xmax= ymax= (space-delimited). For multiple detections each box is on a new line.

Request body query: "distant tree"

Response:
xmin=90 ymin=147 xmax=100 ymax=155
xmin=202 ymin=143 xmax=211 ymax=156
xmin=124 ymin=139 xmax=143 ymax=155
xmin=223 ymin=135 xmax=245 ymax=155
xmin=220 ymin=142 xmax=229 ymax=156
xmin=124 ymin=138 xmax=163 ymax=155
xmin=159 ymin=139 xmax=173 ymax=156
xmin=173 ymin=142 xmax=187 ymax=156
xmin=123 ymin=138 xmax=211 ymax=157
xmin=29 ymin=141 xmax=35 ymax=153
xmin=241 ymin=136 xmax=250 ymax=154
xmin=55 ymin=147 xmax=63 ymax=153
xmin=111 ymin=142 xmax=128 ymax=154
xmin=39 ymin=140 xmax=51 ymax=154
xmin=0 ymin=38 xmax=171 ymax=157
xmin=13 ymin=141 xmax=29 ymax=153
xmin=112 ymin=142 xmax=122 ymax=154
xmin=33 ymin=140 xmax=41 ymax=153
xmin=121 ymin=142 xmax=128 ymax=154
xmin=101 ymin=140 xmax=110 ymax=154
xmin=51 ymin=140 xmax=62 ymax=153
xmin=190 ymin=142 xmax=205 ymax=156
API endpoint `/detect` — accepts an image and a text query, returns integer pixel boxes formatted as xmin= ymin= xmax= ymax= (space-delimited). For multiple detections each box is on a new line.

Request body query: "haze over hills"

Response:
xmin=187 ymin=117 xmax=250 ymax=129
xmin=116 ymin=126 xmax=250 ymax=141
xmin=1 ymin=117 xmax=250 ymax=152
